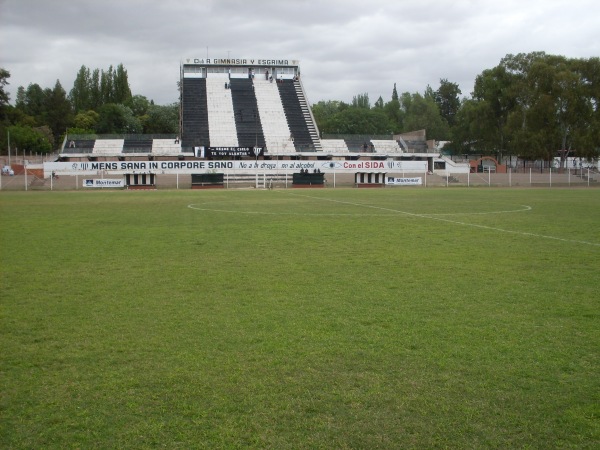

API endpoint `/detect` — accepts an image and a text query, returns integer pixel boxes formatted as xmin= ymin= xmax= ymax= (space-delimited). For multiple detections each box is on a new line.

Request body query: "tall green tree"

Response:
xmin=318 ymin=107 xmax=392 ymax=135
xmin=126 ymin=95 xmax=150 ymax=117
xmin=100 ymin=65 xmax=114 ymax=104
xmin=90 ymin=69 xmax=101 ymax=109
xmin=472 ymin=65 xmax=516 ymax=159
xmin=73 ymin=110 xmax=100 ymax=131
xmin=113 ymin=64 xmax=132 ymax=105
xmin=352 ymin=93 xmax=370 ymax=109
xmin=142 ymin=103 xmax=179 ymax=134
xmin=0 ymin=68 xmax=10 ymax=107
xmin=44 ymin=80 xmax=73 ymax=140
xmin=383 ymin=98 xmax=402 ymax=133
xmin=70 ymin=65 xmax=92 ymax=112
xmin=434 ymin=79 xmax=462 ymax=127
xmin=311 ymin=100 xmax=348 ymax=130
xmin=6 ymin=124 xmax=53 ymax=153
xmin=17 ymin=83 xmax=46 ymax=121
xmin=96 ymin=103 xmax=141 ymax=134
xmin=400 ymin=92 xmax=450 ymax=140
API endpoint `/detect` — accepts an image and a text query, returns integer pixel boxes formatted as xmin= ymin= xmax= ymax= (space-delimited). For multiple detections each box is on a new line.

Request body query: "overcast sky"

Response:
xmin=1 ymin=0 xmax=599 ymax=107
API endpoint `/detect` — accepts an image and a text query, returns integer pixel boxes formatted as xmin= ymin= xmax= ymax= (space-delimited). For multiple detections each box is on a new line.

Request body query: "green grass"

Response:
xmin=1 ymin=188 xmax=599 ymax=448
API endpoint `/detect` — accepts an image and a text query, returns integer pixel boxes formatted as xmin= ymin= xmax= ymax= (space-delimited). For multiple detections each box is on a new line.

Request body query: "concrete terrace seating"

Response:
xmin=344 ymin=137 xmax=371 ymax=153
xmin=63 ymin=139 xmax=95 ymax=154
xmin=123 ymin=137 xmax=153 ymax=153
xmin=152 ymin=139 xmax=182 ymax=156
xmin=253 ymin=79 xmax=292 ymax=154
xmin=181 ymin=78 xmax=209 ymax=149
xmin=230 ymin=78 xmax=265 ymax=148
xmin=206 ymin=78 xmax=239 ymax=147
xmin=93 ymin=139 xmax=125 ymax=156
xmin=293 ymin=80 xmax=321 ymax=151
xmin=320 ymin=139 xmax=349 ymax=153
xmin=370 ymin=140 xmax=403 ymax=154
xmin=277 ymin=80 xmax=314 ymax=151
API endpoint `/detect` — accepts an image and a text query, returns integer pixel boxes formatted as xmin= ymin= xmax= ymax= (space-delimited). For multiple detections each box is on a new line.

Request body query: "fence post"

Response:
xmin=549 ymin=167 xmax=552 ymax=187
xmin=529 ymin=168 xmax=532 ymax=186
xmin=467 ymin=170 xmax=470 ymax=187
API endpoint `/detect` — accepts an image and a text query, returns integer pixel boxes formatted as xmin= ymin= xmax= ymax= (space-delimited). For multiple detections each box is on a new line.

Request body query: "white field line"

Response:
xmin=283 ymin=192 xmax=600 ymax=248
xmin=188 ymin=202 xmax=396 ymax=216
xmin=188 ymin=193 xmax=599 ymax=248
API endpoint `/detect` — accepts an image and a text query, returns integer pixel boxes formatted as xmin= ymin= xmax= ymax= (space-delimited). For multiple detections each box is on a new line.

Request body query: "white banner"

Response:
xmin=46 ymin=160 xmax=427 ymax=175
xmin=386 ymin=177 xmax=423 ymax=185
xmin=83 ymin=179 xmax=125 ymax=188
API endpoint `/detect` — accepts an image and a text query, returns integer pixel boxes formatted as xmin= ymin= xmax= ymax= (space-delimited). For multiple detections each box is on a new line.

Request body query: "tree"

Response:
xmin=69 ymin=63 xmax=133 ymax=111
xmin=460 ymin=52 xmax=600 ymax=164
xmin=44 ymin=80 xmax=73 ymax=141
xmin=401 ymin=92 xmax=450 ymax=140
xmin=73 ymin=110 xmax=100 ymax=131
xmin=352 ymin=92 xmax=370 ymax=109
xmin=383 ymin=97 xmax=402 ymax=133
xmin=319 ymin=107 xmax=392 ymax=135
xmin=391 ymin=83 xmax=399 ymax=101
xmin=100 ymin=65 xmax=114 ymax=104
xmin=142 ymin=103 xmax=179 ymax=134
xmin=126 ymin=95 xmax=150 ymax=117
xmin=501 ymin=53 xmax=598 ymax=164
xmin=90 ymin=69 xmax=101 ymax=109
xmin=113 ymin=64 xmax=132 ymax=105
xmin=472 ymin=65 xmax=517 ymax=159
xmin=452 ymin=98 xmax=503 ymax=155
xmin=6 ymin=124 xmax=53 ymax=153
xmin=96 ymin=103 xmax=141 ymax=134
xmin=17 ymin=83 xmax=46 ymax=121
xmin=0 ymin=68 xmax=10 ymax=107
xmin=311 ymin=100 xmax=348 ymax=131
xmin=434 ymin=79 xmax=462 ymax=127
xmin=575 ymin=57 xmax=600 ymax=158
xmin=70 ymin=65 xmax=92 ymax=112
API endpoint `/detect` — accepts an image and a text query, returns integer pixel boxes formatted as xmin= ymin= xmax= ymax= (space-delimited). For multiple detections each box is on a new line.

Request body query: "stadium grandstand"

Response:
xmin=59 ymin=57 xmax=458 ymax=162
xmin=51 ymin=57 xmax=468 ymax=188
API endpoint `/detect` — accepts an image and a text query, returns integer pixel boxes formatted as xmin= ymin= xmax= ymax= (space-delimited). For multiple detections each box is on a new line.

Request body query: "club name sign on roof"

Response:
xmin=184 ymin=58 xmax=299 ymax=66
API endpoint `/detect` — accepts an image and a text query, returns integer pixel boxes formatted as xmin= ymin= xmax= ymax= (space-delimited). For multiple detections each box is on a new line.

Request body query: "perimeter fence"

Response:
xmin=1 ymin=168 xmax=598 ymax=191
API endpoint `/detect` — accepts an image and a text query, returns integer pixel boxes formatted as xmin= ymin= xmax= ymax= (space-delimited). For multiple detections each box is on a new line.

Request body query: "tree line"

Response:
xmin=0 ymin=64 xmax=178 ymax=154
xmin=314 ymin=52 xmax=599 ymax=163
xmin=1 ymin=52 xmax=598 ymax=162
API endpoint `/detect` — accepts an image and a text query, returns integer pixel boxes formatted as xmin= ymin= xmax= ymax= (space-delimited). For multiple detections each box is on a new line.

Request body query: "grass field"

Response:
xmin=1 ymin=188 xmax=599 ymax=448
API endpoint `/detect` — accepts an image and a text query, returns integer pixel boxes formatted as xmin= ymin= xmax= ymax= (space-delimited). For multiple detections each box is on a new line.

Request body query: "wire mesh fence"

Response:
xmin=1 ymin=168 xmax=598 ymax=191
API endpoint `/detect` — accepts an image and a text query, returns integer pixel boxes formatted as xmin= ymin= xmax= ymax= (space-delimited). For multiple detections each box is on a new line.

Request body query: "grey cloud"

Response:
xmin=1 ymin=0 xmax=598 ymax=106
